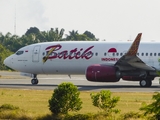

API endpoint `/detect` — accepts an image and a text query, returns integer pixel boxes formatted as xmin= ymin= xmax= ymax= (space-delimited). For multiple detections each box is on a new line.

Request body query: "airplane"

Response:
xmin=3 ymin=33 xmax=160 ymax=87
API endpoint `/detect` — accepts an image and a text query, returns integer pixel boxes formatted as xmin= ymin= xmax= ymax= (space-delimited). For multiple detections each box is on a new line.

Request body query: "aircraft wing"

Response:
xmin=115 ymin=33 xmax=155 ymax=71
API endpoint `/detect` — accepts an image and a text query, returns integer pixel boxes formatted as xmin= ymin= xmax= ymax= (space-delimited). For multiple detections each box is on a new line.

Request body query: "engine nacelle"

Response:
xmin=85 ymin=64 xmax=121 ymax=82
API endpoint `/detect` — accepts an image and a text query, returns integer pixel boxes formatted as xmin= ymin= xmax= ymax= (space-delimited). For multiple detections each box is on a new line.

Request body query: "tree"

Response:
xmin=54 ymin=28 xmax=65 ymax=41
xmin=48 ymin=82 xmax=82 ymax=115
xmin=75 ymin=34 xmax=90 ymax=41
xmin=90 ymin=90 xmax=120 ymax=116
xmin=0 ymin=32 xmax=5 ymax=44
xmin=0 ymin=44 xmax=13 ymax=70
xmin=83 ymin=30 xmax=97 ymax=40
xmin=65 ymin=30 xmax=98 ymax=41
xmin=25 ymin=27 xmax=40 ymax=35
xmin=48 ymin=28 xmax=65 ymax=41
xmin=37 ymin=28 xmax=65 ymax=42
xmin=140 ymin=92 xmax=160 ymax=120
xmin=65 ymin=30 xmax=79 ymax=40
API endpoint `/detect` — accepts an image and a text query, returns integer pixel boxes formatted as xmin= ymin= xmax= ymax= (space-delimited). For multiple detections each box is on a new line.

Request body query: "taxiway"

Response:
xmin=0 ymin=71 xmax=160 ymax=92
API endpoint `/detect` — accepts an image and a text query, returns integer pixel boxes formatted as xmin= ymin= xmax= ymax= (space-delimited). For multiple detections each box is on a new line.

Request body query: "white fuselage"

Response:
xmin=4 ymin=41 xmax=160 ymax=75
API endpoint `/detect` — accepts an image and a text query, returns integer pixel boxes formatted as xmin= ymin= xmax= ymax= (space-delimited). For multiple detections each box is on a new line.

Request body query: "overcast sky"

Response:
xmin=0 ymin=0 xmax=160 ymax=41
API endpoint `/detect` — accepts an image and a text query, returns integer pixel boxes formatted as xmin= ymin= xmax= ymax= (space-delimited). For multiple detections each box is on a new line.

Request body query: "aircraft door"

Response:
xmin=32 ymin=46 xmax=41 ymax=62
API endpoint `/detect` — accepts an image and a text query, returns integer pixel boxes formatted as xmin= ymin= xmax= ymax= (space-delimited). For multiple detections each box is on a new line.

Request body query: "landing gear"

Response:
xmin=31 ymin=74 xmax=38 ymax=85
xmin=139 ymin=79 xmax=152 ymax=87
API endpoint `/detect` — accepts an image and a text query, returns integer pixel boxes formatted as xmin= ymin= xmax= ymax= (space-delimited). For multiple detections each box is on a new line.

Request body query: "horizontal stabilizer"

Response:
xmin=128 ymin=61 xmax=155 ymax=71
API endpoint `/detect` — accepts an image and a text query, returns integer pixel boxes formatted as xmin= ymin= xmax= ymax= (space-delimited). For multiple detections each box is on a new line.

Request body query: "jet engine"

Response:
xmin=85 ymin=64 xmax=121 ymax=82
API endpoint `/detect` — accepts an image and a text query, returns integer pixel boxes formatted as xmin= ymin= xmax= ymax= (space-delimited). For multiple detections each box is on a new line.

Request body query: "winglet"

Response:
xmin=126 ymin=33 xmax=142 ymax=56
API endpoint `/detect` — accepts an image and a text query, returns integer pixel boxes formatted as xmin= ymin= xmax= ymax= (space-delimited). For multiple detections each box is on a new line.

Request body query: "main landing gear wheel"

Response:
xmin=139 ymin=79 xmax=152 ymax=87
xmin=31 ymin=74 xmax=38 ymax=85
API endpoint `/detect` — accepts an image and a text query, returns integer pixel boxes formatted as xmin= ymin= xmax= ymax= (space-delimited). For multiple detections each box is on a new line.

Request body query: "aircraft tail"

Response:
xmin=126 ymin=33 xmax=142 ymax=56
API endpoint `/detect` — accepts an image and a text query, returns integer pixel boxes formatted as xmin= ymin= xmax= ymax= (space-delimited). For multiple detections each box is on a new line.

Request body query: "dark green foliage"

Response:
xmin=0 ymin=104 xmax=32 ymax=120
xmin=119 ymin=111 xmax=143 ymax=120
xmin=140 ymin=92 xmax=160 ymax=120
xmin=0 ymin=44 xmax=13 ymax=70
xmin=61 ymin=112 xmax=111 ymax=120
xmin=25 ymin=27 xmax=40 ymax=35
xmin=0 ymin=104 xmax=19 ymax=111
xmin=83 ymin=31 xmax=97 ymax=40
xmin=65 ymin=30 xmax=79 ymax=40
xmin=64 ymin=112 xmax=117 ymax=120
xmin=48 ymin=82 xmax=82 ymax=115
xmin=90 ymin=90 xmax=120 ymax=115
xmin=38 ymin=112 xmax=114 ymax=120
xmin=65 ymin=30 xmax=97 ymax=41
xmin=64 ymin=113 xmax=91 ymax=120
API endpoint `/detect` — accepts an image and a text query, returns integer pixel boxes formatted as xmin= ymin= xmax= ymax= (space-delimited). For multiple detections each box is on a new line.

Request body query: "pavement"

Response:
xmin=0 ymin=71 xmax=160 ymax=92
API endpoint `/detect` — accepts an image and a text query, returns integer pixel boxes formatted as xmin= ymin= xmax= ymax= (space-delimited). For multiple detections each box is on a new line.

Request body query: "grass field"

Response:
xmin=0 ymin=88 xmax=155 ymax=119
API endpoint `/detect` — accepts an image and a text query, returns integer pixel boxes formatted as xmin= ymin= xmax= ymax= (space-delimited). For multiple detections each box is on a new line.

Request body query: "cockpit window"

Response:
xmin=16 ymin=51 xmax=24 ymax=55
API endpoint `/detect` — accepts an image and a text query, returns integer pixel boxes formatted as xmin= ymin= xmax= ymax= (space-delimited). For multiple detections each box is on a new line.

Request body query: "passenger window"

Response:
xmin=91 ymin=52 xmax=94 ymax=56
xmin=137 ymin=53 xmax=139 ymax=56
xmin=116 ymin=53 xmax=119 ymax=56
xmin=95 ymin=53 xmax=98 ymax=56
xmin=104 ymin=53 xmax=107 ymax=56
xmin=120 ymin=53 xmax=123 ymax=56
xmin=154 ymin=53 xmax=156 ymax=56
xmin=150 ymin=53 xmax=152 ymax=56
xmin=141 ymin=53 xmax=144 ymax=56
xmin=113 ymin=53 xmax=115 ymax=56
xmin=16 ymin=51 xmax=24 ymax=55
xmin=158 ymin=53 xmax=160 ymax=56
xmin=146 ymin=53 xmax=148 ymax=56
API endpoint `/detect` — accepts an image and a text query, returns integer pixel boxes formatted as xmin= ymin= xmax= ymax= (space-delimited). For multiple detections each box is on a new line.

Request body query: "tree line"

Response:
xmin=0 ymin=27 xmax=98 ymax=53
xmin=0 ymin=27 xmax=98 ymax=70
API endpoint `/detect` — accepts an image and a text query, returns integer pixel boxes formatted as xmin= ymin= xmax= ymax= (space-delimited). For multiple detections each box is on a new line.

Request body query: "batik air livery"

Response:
xmin=3 ymin=33 xmax=160 ymax=87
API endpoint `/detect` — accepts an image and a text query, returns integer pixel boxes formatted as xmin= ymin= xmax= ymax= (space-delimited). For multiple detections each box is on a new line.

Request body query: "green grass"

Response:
xmin=0 ymin=89 xmax=52 ymax=116
xmin=0 ymin=88 xmax=154 ymax=119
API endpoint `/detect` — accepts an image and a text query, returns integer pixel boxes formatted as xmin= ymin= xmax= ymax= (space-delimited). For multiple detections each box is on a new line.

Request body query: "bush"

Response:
xmin=48 ymin=82 xmax=82 ymax=115
xmin=64 ymin=113 xmax=91 ymax=120
xmin=119 ymin=111 xmax=143 ymax=120
xmin=140 ymin=92 xmax=160 ymax=120
xmin=0 ymin=104 xmax=19 ymax=112
xmin=0 ymin=104 xmax=32 ymax=120
xmin=90 ymin=90 xmax=120 ymax=116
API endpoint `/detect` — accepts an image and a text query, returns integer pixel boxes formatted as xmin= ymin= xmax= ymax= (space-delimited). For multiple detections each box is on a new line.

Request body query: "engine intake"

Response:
xmin=85 ymin=64 xmax=121 ymax=82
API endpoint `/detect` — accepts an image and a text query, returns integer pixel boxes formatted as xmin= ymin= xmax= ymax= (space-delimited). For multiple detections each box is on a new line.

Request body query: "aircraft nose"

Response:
xmin=4 ymin=56 xmax=12 ymax=68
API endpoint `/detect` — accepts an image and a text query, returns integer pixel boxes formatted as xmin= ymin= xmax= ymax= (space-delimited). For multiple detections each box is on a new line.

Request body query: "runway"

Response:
xmin=0 ymin=71 xmax=160 ymax=92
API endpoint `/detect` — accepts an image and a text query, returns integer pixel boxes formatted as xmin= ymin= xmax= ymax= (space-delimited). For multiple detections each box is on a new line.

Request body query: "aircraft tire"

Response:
xmin=147 ymin=80 xmax=152 ymax=87
xmin=31 ymin=79 xmax=38 ymax=85
xmin=139 ymin=79 xmax=152 ymax=87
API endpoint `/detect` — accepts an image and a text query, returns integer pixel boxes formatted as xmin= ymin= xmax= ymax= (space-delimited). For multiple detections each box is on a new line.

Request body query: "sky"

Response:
xmin=0 ymin=0 xmax=160 ymax=41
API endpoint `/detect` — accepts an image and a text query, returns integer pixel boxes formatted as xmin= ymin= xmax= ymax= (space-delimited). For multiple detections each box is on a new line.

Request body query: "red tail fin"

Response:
xmin=126 ymin=33 xmax=142 ymax=56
